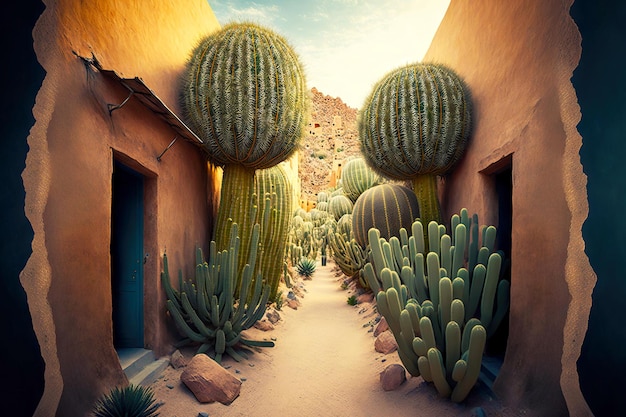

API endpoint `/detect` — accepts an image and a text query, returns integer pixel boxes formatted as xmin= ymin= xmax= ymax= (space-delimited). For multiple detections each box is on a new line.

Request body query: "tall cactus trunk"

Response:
xmin=214 ymin=164 xmax=258 ymax=292
xmin=413 ymin=174 xmax=442 ymax=227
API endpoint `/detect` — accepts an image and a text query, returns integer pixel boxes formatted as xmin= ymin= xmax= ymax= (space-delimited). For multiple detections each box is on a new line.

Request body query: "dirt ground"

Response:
xmin=149 ymin=259 xmax=521 ymax=417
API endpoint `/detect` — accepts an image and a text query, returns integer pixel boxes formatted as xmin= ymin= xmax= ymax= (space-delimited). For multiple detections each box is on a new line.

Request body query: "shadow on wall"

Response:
xmin=573 ymin=0 xmax=626 ymax=416
xmin=0 ymin=1 xmax=46 ymax=416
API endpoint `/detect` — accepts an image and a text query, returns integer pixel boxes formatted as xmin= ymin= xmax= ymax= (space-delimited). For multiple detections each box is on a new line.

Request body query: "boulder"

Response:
xmin=374 ymin=330 xmax=398 ymax=354
xmin=254 ymin=319 xmax=274 ymax=331
xmin=380 ymin=363 xmax=407 ymax=391
xmin=180 ymin=354 xmax=242 ymax=404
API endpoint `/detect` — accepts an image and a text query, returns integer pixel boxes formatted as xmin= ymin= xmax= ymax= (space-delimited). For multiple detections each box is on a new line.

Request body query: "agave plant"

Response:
xmin=296 ymin=258 xmax=317 ymax=278
xmin=92 ymin=384 xmax=161 ymax=417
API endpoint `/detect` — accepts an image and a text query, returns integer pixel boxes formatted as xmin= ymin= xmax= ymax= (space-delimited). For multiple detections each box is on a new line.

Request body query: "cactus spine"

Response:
xmin=359 ymin=63 xmax=472 ymax=226
xmin=180 ymin=22 xmax=309 ymax=274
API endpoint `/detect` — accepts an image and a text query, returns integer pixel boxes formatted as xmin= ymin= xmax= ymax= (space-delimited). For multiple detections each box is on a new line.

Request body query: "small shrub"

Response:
xmin=296 ymin=258 xmax=316 ymax=278
xmin=347 ymin=295 xmax=358 ymax=306
xmin=92 ymin=384 xmax=161 ymax=417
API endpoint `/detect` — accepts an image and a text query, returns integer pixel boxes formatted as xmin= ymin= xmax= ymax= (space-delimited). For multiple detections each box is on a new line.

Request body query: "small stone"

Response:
xmin=254 ymin=320 xmax=274 ymax=331
xmin=166 ymin=383 xmax=175 ymax=389
xmin=240 ymin=377 xmax=247 ymax=382
xmin=266 ymin=310 xmax=281 ymax=324
xmin=374 ymin=316 xmax=389 ymax=337
xmin=374 ymin=330 xmax=398 ymax=354
xmin=380 ymin=364 xmax=407 ymax=391
xmin=287 ymin=299 xmax=299 ymax=310
xmin=198 ymin=413 xmax=209 ymax=417
xmin=170 ymin=349 xmax=187 ymax=369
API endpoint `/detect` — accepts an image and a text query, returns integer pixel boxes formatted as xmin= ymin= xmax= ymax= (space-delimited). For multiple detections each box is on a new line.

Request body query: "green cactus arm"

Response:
xmin=428 ymin=221 xmax=440 ymax=256
xmin=480 ymin=253 xmax=503 ymax=329
xmin=418 ymin=355 xmax=433 ymax=382
xmin=441 ymin=234 xmax=452 ymax=276
xmin=427 ymin=347 xmax=452 ymax=398
xmin=452 ymin=276 xmax=465 ymax=300
xmin=452 ymin=224 xmax=467 ymax=279
xmin=461 ymin=318 xmax=482 ymax=352
xmin=483 ymin=225 xmax=497 ymax=253
xmin=426 ymin=252 xmax=441 ymax=309
xmin=477 ymin=246 xmax=491 ymax=267
xmin=439 ymin=277 xmax=453 ymax=330
xmin=240 ymin=338 xmax=276 ymax=348
xmin=225 ymin=346 xmax=246 ymax=362
xmin=451 ymin=324 xmax=487 ymax=403
xmin=181 ymin=292 xmax=216 ymax=339
xmin=406 ymin=302 xmax=422 ymax=336
xmin=445 ymin=321 xmax=462 ymax=380
xmin=451 ymin=299 xmax=465 ymax=326
xmin=419 ymin=316 xmax=437 ymax=350
xmin=412 ymin=221 xmax=425 ymax=255
xmin=466 ymin=264 xmax=486 ymax=321
xmin=413 ymin=337 xmax=429 ymax=357
xmin=452 ymin=359 xmax=468 ymax=382
xmin=368 ymin=228 xmax=387 ymax=276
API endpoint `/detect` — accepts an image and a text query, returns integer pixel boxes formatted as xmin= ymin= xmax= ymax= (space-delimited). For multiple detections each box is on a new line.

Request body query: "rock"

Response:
xmin=373 ymin=317 xmax=389 ymax=337
xmin=170 ymin=349 xmax=187 ymax=369
xmin=287 ymin=299 xmax=299 ymax=310
xmin=180 ymin=354 xmax=242 ymax=404
xmin=374 ymin=330 xmax=398 ymax=354
xmin=253 ymin=320 xmax=274 ymax=331
xmin=380 ymin=364 xmax=407 ymax=391
xmin=357 ymin=292 xmax=374 ymax=304
xmin=198 ymin=413 xmax=209 ymax=417
xmin=266 ymin=310 xmax=281 ymax=324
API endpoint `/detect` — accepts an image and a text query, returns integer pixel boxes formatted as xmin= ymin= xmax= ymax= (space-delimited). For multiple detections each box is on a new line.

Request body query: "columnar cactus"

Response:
xmin=180 ymin=22 xmax=309 ymax=274
xmin=363 ymin=209 xmax=510 ymax=402
xmin=341 ymin=157 xmax=382 ymax=203
xmin=352 ymin=183 xmax=420 ymax=249
xmin=255 ymin=165 xmax=293 ymax=301
xmin=359 ymin=63 xmax=472 ymax=226
xmin=161 ymin=223 xmax=274 ymax=363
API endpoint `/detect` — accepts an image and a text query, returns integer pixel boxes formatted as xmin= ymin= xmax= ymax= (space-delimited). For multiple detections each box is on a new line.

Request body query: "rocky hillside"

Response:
xmin=298 ymin=87 xmax=362 ymax=203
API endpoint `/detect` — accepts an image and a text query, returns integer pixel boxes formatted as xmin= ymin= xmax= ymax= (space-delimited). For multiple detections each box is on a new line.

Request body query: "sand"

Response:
xmin=149 ymin=259 xmax=516 ymax=417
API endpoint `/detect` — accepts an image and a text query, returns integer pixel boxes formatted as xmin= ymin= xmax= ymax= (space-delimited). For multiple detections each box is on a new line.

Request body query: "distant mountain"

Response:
xmin=298 ymin=87 xmax=362 ymax=204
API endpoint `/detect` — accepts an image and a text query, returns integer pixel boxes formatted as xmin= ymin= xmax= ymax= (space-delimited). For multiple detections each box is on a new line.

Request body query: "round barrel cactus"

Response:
xmin=352 ymin=183 xmax=420 ymax=248
xmin=337 ymin=213 xmax=353 ymax=238
xmin=180 ymin=22 xmax=309 ymax=262
xmin=328 ymin=194 xmax=353 ymax=222
xmin=359 ymin=63 xmax=472 ymax=225
xmin=341 ymin=157 xmax=382 ymax=203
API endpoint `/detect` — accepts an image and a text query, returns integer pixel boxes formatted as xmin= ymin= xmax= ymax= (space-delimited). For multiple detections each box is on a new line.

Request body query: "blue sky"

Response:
xmin=208 ymin=0 xmax=450 ymax=109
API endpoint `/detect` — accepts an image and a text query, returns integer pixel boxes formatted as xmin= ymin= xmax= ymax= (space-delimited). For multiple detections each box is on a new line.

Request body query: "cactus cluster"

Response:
xmin=161 ymin=223 xmax=274 ymax=363
xmin=359 ymin=63 xmax=472 ymax=226
xmin=363 ymin=209 xmax=509 ymax=402
xmin=327 ymin=230 xmax=369 ymax=285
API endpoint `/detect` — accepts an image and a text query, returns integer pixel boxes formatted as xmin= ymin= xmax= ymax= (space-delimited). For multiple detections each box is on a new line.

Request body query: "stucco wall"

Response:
xmin=424 ymin=0 xmax=592 ymax=415
xmin=25 ymin=1 xmax=221 ymax=416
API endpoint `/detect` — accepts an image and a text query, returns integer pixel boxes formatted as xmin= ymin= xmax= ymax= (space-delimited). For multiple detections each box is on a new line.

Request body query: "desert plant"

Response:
xmin=359 ymin=63 xmax=472 ymax=226
xmin=340 ymin=157 xmax=382 ymax=202
xmin=352 ymin=183 xmax=420 ymax=249
xmin=296 ymin=257 xmax=317 ymax=278
xmin=92 ymin=384 xmax=161 ymax=417
xmin=328 ymin=194 xmax=353 ymax=221
xmin=347 ymin=295 xmax=358 ymax=306
xmin=328 ymin=231 xmax=369 ymax=285
xmin=363 ymin=209 xmax=509 ymax=402
xmin=161 ymin=223 xmax=274 ymax=363
xmin=180 ymin=22 xmax=309 ymax=279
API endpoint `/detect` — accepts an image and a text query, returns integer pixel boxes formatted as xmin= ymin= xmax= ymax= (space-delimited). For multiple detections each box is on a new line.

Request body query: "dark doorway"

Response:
xmin=111 ymin=161 xmax=145 ymax=348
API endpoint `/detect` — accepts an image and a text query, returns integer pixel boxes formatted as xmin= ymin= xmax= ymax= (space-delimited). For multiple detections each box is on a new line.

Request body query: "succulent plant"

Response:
xmin=340 ymin=157 xmax=382 ymax=203
xmin=359 ymin=63 xmax=472 ymax=226
xmin=92 ymin=384 xmax=161 ymax=417
xmin=328 ymin=194 xmax=353 ymax=222
xmin=352 ymin=183 xmax=420 ymax=248
xmin=180 ymin=22 xmax=309 ymax=274
xmin=296 ymin=257 xmax=317 ymax=278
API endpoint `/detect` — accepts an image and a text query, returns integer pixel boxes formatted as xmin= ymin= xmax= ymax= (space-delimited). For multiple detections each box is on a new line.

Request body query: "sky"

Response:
xmin=208 ymin=0 xmax=450 ymax=109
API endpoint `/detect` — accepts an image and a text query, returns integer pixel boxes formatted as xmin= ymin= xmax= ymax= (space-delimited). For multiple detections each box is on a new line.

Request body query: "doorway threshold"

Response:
xmin=116 ymin=348 xmax=169 ymax=386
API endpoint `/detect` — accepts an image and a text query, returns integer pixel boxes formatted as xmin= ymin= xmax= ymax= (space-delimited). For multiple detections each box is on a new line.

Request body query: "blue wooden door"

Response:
xmin=111 ymin=161 xmax=144 ymax=348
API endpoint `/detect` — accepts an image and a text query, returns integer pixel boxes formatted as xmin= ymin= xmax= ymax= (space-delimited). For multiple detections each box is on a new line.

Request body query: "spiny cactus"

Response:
xmin=328 ymin=194 xmax=353 ymax=222
xmin=352 ymin=183 xmax=420 ymax=249
xmin=341 ymin=157 xmax=382 ymax=203
xmin=363 ymin=209 xmax=509 ymax=402
xmin=255 ymin=165 xmax=293 ymax=301
xmin=180 ymin=22 xmax=309 ymax=274
xmin=296 ymin=257 xmax=317 ymax=278
xmin=92 ymin=385 xmax=161 ymax=417
xmin=161 ymin=223 xmax=274 ymax=363
xmin=359 ymin=63 xmax=472 ymax=226
xmin=328 ymin=231 xmax=369 ymax=285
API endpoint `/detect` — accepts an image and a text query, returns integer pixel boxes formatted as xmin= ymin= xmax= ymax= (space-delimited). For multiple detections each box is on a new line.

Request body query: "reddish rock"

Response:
xmin=170 ymin=349 xmax=187 ymax=369
xmin=374 ymin=316 xmax=389 ymax=337
xmin=374 ymin=330 xmax=398 ymax=354
xmin=266 ymin=310 xmax=281 ymax=324
xmin=180 ymin=354 xmax=242 ymax=404
xmin=287 ymin=299 xmax=299 ymax=310
xmin=254 ymin=319 xmax=274 ymax=331
xmin=380 ymin=364 xmax=407 ymax=391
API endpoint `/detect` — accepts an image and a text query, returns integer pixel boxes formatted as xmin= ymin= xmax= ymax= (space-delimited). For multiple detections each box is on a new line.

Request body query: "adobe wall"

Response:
xmin=25 ymin=1 xmax=221 ymax=416
xmin=424 ymin=0 xmax=592 ymax=415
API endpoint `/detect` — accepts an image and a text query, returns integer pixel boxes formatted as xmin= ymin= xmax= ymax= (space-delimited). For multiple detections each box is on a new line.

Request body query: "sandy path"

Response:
xmin=150 ymin=259 xmax=505 ymax=416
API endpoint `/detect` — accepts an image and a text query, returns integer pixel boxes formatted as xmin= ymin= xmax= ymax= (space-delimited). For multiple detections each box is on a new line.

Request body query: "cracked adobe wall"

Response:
xmin=424 ymin=0 xmax=592 ymax=415
xmin=26 ymin=1 xmax=220 ymax=415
